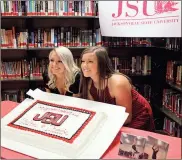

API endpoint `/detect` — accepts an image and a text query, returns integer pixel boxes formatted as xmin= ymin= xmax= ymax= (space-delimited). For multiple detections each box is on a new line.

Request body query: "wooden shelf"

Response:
xmin=28 ymin=47 xmax=87 ymax=50
xmin=1 ymin=78 xmax=43 ymax=82
xmin=1 ymin=48 xmax=27 ymax=50
xmin=174 ymin=61 xmax=182 ymax=65
xmin=166 ymin=81 xmax=182 ymax=92
xmin=129 ymin=74 xmax=151 ymax=77
xmin=30 ymin=78 xmax=43 ymax=81
xmin=1 ymin=47 xmax=88 ymax=51
xmin=1 ymin=16 xmax=99 ymax=19
xmin=1 ymin=16 xmax=27 ymax=19
xmin=152 ymin=102 xmax=182 ymax=126
xmin=1 ymin=46 xmax=180 ymax=54
xmin=161 ymin=130 xmax=175 ymax=137
xmin=1 ymin=78 xmax=29 ymax=82
xmin=161 ymin=107 xmax=182 ymax=126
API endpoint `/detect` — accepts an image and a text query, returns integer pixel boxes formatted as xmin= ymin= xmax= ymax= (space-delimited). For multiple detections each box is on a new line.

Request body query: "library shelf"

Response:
xmin=1 ymin=78 xmax=44 ymax=82
xmin=166 ymin=81 xmax=182 ymax=92
xmin=2 ymin=46 xmax=179 ymax=54
xmin=1 ymin=16 xmax=99 ymax=19
xmin=161 ymin=130 xmax=175 ymax=137
xmin=1 ymin=48 xmax=27 ymax=51
xmin=174 ymin=61 xmax=182 ymax=65
xmin=161 ymin=107 xmax=182 ymax=126
xmin=1 ymin=78 xmax=29 ymax=82
xmin=152 ymin=103 xmax=182 ymax=126
xmin=1 ymin=47 xmax=89 ymax=51
xmin=129 ymin=73 xmax=152 ymax=77
xmin=30 ymin=78 xmax=43 ymax=81
xmin=28 ymin=47 xmax=87 ymax=50
xmin=1 ymin=16 xmax=28 ymax=19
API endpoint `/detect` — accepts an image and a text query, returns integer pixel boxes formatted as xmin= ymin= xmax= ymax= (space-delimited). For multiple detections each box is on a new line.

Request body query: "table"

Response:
xmin=1 ymin=101 xmax=181 ymax=159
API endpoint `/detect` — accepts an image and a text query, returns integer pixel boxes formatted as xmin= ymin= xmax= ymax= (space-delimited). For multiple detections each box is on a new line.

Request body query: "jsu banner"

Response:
xmin=99 ymin=1 xmax=181 ymax=37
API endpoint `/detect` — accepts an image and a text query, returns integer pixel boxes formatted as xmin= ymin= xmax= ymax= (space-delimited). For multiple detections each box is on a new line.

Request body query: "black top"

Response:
xmin=42 ymin=70 xmax=80 ymax=96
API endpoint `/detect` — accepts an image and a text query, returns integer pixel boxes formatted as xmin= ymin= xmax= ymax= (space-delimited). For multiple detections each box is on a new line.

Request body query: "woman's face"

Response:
xmin=81 ymin=52 xmax=98 ymax=79
xmin=49 ymin=51 xmax=65 ymax=76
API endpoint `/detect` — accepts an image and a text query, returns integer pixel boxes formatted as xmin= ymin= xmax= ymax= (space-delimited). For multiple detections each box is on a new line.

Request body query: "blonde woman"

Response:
xmin=42 ymin=46 xmax=80 ymax=97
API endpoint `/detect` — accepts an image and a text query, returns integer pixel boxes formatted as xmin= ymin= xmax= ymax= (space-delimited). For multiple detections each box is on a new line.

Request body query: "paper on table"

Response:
xmin=2 ymin=88 xmax=129 ymax=159
xmin=27 ymin=88 xmax=128 ymax=114
xmin=27 ymin=88 xmax=68 ymax=104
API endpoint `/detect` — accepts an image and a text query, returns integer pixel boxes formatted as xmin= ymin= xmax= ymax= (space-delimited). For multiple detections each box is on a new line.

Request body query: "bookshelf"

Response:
xmin=166 ymin=81 xmax=182 ymax=92
xmin=1 ymin=0 xmax=182 ymax=137
xmin=162 ymin=56 xmax=182 ymax=137
xmin=153 ymin=103 xmax=182 ymax=126
xmin=161 ymin=107 xmax=182 ymax=126
xmin=1 ymin=47 xmax=87 ymax=50
xmin=1 ymin=16 xmax=99 ymax=19
xmin=1 ymin=0 xmax=100 ymax=102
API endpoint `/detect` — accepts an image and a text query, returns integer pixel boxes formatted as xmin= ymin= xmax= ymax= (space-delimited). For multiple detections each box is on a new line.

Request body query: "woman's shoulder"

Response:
xmin=108 ymin=74 xmax=132 ymax=93
xmin=109 ymin=74 xmax=130 ymax=86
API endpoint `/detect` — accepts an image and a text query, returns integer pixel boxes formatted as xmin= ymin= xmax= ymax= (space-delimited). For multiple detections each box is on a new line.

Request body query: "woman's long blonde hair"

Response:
xmin=48 ymin=46 xmax=80 ymax=92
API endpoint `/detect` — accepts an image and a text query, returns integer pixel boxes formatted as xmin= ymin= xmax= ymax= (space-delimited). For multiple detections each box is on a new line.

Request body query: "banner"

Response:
xmin=99 ymin=1 xmax=181 ymax=37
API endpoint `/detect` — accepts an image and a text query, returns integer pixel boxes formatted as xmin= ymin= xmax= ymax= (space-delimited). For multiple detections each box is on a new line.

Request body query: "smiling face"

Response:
xmin=81 ymin=52 xmax=99 ymax=80
xmin=49 ymin=51 xmax=65 ymax=76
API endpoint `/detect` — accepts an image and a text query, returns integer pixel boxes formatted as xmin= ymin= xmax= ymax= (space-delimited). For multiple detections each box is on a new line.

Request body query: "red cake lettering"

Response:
xmin=33 ymin=112 xmax=68 ymax=126
xmin=8 ymin=100 xmax=96 ymax=143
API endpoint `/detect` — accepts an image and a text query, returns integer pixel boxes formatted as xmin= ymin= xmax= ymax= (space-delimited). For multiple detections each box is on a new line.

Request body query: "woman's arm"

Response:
xmin=111 ymin=75 xmax=132 ymax=125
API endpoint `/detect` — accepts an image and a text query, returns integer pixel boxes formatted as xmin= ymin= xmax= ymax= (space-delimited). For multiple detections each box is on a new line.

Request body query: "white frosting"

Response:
xmin=13 ymin=102 xmax=93 ymax=140
xmin=3 ymin=101 xmax=107 ymax=158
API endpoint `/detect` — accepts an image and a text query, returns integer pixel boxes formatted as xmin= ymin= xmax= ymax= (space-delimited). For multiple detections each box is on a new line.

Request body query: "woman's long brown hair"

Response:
xmin=79 ymin=46 xmax=132 ymax=101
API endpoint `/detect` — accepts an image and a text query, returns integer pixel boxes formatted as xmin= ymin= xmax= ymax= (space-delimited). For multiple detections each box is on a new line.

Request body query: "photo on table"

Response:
xmin=118 ymin=132 xmax=146 ymax=159
xmin=143 ymin=136 xmax=169 ymax=159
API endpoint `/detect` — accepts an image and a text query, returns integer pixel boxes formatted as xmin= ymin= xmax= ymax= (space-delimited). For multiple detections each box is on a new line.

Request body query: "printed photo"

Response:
xmin=118 ymin=133 xmax=146 ymax=159
xmin=143 ymin=136 xmax=169 ymax=159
